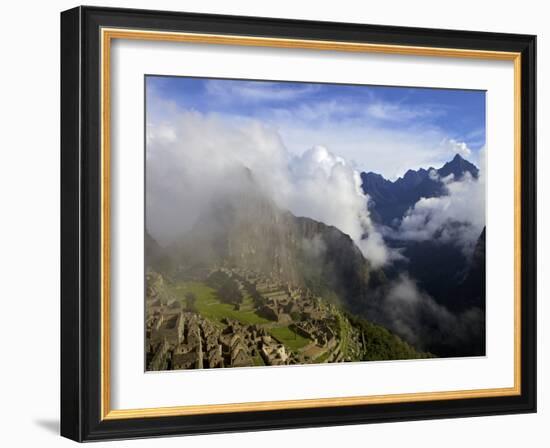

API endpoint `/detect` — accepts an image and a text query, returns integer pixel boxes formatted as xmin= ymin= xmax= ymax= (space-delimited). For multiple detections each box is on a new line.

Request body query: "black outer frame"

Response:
xmin=60 ymin=5 xmax=537 ymax=442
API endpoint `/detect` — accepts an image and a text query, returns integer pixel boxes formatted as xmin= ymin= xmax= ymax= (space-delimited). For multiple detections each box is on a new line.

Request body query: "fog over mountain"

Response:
xmin=147 ymin=109 xmax=391 ymax=267
xmin=172 ymin=168 xmax=377 ymax=310
xmin=146 ymin=105 xmax=486 ymax=357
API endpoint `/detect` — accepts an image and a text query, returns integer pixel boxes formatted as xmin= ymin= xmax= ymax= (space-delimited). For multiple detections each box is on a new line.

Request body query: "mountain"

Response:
xmin=360 ymin=154 xmax=479 ymax=226
xmin=145 ymin=230 xmax=162 ymax=267
xmin=362 ymin=154 xmax=483 ymax=313
xmin=175 ymin=170 xmax=376 ymax=309
xmin=452 ymin=227 xmax=486 ymax=312
xmin=438 ymin=153 xmax=479 ymax=179
xmin=385 ymin=226 xmax=485 ymax=314
xmin=360 ymin=155 xmax=485 ymax=357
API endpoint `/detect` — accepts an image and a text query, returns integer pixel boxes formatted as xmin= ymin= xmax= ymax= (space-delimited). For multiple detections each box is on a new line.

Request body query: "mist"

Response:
xmin=390 ymin=148 xmax=486 ymax=257
xmin=366 ymin=274 xmax=485 ymax=355
xmin=146 ymin=101 xmax=391 ymax=268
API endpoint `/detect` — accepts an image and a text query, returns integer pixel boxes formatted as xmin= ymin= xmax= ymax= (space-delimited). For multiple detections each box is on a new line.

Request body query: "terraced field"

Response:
xmin=269 ymin=326 xmax=310 ymax=352
xmin=168 ymin=281 xmax=313 ymax=354
xmin=168 ymin=281 xmax=270 ymax=326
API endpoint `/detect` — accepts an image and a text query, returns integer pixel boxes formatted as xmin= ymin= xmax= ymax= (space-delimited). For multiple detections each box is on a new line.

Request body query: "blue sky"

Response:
xmin=146 ymin=76 xmax=485 ymax=179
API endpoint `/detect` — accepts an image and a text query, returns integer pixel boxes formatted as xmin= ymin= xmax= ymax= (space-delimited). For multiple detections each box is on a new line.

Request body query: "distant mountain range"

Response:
xmin=360 ymin=154 xmax=479 ymax=227
xmin=363 ymin=154 xmax=485 ymax=330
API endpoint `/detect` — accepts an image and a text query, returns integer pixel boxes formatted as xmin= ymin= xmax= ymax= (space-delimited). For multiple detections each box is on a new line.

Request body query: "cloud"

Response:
xmin=367 ymin=274 xmax=485 ymax=354
xmin=150 ymin=77 xmax=485 ymax=180
xmin=268 ymin=97 xmax=442 ymax=126
xmin=393 ymin=147 xmax=486 ymax=255
xmin=275 ymin=123 xmax=456 ymax=180
xmin=146 ymin=84 xmax=485 ymax=267
xmin=198 ymin=82 xmax=472 ymax=179
xmin=365 ymin=102 xmax=441 ymax=122
xmin=440 ymin=138 xmax=472 ymax=158
xmin=146 ymin=93 xmax=392 ymax=268
xmin=247 ymin=99 xmax=478 ymax=179
xmin=286 ymin=146 xmax=393 ymax=267
xmin=462 ymin=127 xmax=486 ymax=149
xmin=205 ymin=79 xmax=319 ymax=103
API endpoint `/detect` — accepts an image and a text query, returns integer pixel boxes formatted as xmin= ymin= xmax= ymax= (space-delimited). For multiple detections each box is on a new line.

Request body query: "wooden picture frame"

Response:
xmin=61 ymin=5 xmax=536 ymax=441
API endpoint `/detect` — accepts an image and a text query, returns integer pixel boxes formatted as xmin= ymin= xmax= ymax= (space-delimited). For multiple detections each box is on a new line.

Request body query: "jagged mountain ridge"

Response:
xmin=360 ymin=154 xmax=479 ymax=226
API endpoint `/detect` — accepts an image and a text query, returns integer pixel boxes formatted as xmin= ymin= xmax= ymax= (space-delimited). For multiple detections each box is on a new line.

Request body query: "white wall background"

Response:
xmin=0 ymin=0 xmax=546 ymax=446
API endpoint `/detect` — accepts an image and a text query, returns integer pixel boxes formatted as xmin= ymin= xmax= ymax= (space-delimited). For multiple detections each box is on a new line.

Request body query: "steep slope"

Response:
xmin=452 ymin=227 xmax=486 ymax=312
xmin=438 ymin=154 xmax=479 ymax=180
xmin=175 ymin=171 xmax=374 ymax=309
xmin=145 ymin=229 xmax=164 ymax=269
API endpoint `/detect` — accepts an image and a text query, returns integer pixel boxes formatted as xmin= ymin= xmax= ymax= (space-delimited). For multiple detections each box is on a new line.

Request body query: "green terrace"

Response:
xmin=269 ymin=326 xmax=310 ymax=352
xmin=167 ymin=281 xmax=271 ymax=326
xmin=167 ymin=280 xmax=314 ymax=354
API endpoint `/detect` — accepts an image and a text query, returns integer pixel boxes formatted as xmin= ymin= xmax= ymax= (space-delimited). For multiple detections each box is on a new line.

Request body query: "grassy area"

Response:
xmin=314 ymin=351 xmax=331 ymax=363
xmin=345 ymin=312 xmax=431 ymax=361
xmin=337 ymin=313 xmax=350 ymax=356
xmin=269 ymin=326 xmax=310 ymax=352
xmin=253 ymin=354 xmax=265 ymax=366
xmin=168 ymin=281 xmax=270 ymax=326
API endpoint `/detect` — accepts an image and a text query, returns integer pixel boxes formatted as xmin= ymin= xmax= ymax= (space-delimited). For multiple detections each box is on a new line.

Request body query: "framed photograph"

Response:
xmin=60 ymin=6 xmax=536 ymax=441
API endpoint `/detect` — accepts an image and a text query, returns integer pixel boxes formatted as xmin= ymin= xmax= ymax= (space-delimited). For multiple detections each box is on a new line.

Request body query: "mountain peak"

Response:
xmin=452 ymin=153 xmax=465 ymax=162
xmin=438 ymin=154 xmax=478 ymax=180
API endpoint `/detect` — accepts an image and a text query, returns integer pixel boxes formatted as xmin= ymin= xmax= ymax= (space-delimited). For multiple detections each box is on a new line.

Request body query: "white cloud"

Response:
xmin=146 ymin=94 xmax=392 ymax=268
xmin=275 ymin=122 xmax=455 ymax=179
xmin=286 ymin=146 xmax=392 ymax=267
xmin=245 ymin=103 xmax=475 ymax=179
xmin=194 ymin=82 xmax=475 ymax=179
xmin=441 ymin=138 xmax=472 ymax=158
xmin=394 ymin=147 xmax=486 ymax=255
xmin=205 ymin=80 xmax=319 ymax=103
xmin=153 ymin=79 xmax=484 ymax=179
xmin=365 ymin=102 xmax=440 ymax=122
